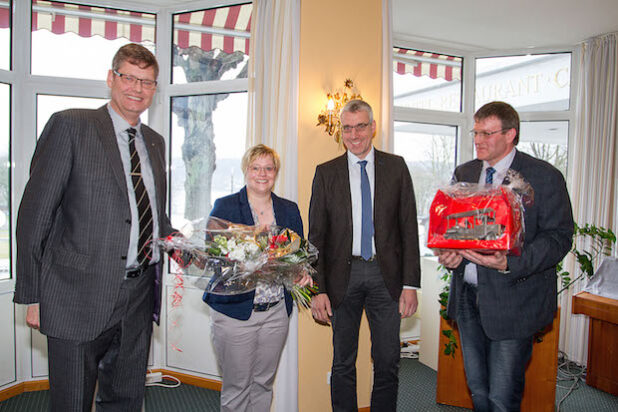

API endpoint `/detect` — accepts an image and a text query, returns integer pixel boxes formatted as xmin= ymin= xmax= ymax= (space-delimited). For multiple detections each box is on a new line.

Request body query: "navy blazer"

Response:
xmin=446 ymin=150 xmax=574 ymax=340
xmin=203 ymin=186 xmax=304 ymax=320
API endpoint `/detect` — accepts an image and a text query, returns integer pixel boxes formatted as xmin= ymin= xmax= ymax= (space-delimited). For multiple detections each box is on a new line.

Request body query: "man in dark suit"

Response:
xmin=309 ymin=99 xmax=421 ymax=411
xmin=14 ymin=44 xmax=175 ymax=411
xmin=437 ymin=101 xmax=574 ymax=412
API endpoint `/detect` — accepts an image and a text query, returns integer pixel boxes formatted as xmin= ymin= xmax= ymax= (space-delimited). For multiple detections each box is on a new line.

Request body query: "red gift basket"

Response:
xmin=427 ymin=183 xmax=526 ymax=255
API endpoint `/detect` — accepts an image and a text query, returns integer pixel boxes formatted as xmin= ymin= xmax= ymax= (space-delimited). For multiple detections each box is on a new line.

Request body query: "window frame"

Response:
xmin=391 ymin=39 xmax=579 ymax=181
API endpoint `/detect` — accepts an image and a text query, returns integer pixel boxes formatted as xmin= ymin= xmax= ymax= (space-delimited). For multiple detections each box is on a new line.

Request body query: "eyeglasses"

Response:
xmin=249 ymin=166 xmax=276 ymax=174
xmin=469 ymin=128 xmax=508 ymax=138
xmin=342 ymin=122 xmax=370 ymax=133
xmin=113 ymin=70 xmax=157 ymax=90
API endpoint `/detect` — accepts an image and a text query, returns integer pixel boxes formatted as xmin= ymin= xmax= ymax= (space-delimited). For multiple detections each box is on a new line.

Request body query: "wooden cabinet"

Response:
xmin=572 ymin=292 xmax=618 ymax=395
xmin=436 ymin=310 xmax=560 ymax=411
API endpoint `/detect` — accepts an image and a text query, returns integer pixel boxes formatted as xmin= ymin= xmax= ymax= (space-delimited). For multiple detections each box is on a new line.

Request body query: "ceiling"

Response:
xmin=124 ymin=0 xmax=618 ymax=52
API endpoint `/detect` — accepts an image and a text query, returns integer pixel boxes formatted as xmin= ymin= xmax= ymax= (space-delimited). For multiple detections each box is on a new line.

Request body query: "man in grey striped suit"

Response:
xmin=14 ymin=43 xmax=176 ymax=412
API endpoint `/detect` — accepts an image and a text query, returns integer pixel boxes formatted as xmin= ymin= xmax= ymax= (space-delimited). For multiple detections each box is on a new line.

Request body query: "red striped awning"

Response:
xmin=394 ymin=48 xmax=461 ymax=81
xmin=174 ymin=5 xmax=251 ymax=55
xmin=29 ymin=1 xmax=251 ymax=55
xmin=0 ymin=1 xmax=9 ymax=29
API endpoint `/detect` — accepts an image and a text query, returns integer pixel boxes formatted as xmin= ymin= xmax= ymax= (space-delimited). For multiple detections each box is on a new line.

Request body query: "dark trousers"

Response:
xmin=47 ymin=267 xmax=155 ymax=412
xmin=330 ymin=259 xmax=401 ymax=412
xmin=456 ymin=282 xmax=533 ymax=412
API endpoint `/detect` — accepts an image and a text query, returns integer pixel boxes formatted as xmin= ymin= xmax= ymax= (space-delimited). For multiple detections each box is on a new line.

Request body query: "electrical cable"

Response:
xmin=555 ymin=350 xmax=587 ymax=412
xmin=146 ymin=374 xmax=182 ymax=388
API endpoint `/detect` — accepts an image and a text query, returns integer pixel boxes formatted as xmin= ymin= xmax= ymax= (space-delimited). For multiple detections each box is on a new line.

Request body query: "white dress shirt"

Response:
xmin=463 ymin=148 xmax=516 ymax=285
xmin=347 ymin=148 xmax=376 ymax=257
xmin=107 ymin=104 xmax=160 ymax=267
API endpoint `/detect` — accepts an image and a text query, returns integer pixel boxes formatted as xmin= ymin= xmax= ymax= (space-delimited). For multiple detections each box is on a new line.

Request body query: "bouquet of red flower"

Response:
xmin=156 ymin=217 xmax=318 ymax=307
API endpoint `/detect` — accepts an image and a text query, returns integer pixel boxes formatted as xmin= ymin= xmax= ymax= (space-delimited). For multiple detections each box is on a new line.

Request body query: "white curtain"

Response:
xmin=245 ymin=1 xmax=300 ymax=411
xmin=559 ymin=32 xmax=618 ymax=365
xmin=246 ymin=0 xmax=300 ymax=201
xmin=380 ymin=0 xmax=394 ymax=149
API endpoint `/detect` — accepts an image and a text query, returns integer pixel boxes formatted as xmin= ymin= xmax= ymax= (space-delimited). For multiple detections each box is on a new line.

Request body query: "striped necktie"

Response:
xmin=485 ymin=166 xmax=496 ymax=185
xmin=127 ymin=127 xmax=154 ymax=266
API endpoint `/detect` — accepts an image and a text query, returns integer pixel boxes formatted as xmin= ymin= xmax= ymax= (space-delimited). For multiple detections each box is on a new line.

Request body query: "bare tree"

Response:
xmin=172 ymin=46 xmax=248 ymax=220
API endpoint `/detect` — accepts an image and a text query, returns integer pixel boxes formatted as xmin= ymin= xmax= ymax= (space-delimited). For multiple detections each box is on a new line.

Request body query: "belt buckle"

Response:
xmin=253 ymin=300 xmax=279 ymax=312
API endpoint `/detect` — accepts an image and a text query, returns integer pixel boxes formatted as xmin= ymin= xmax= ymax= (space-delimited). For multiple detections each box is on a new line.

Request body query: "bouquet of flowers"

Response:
xmin=156 ymin=217 xmax=318 ymax=308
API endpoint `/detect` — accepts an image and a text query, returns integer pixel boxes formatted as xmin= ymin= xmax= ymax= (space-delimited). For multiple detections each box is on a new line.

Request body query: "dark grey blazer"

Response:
xmin=308 ymin=149 xmax=421 ymax=309
xmin=446 ymin=150 xmax=574 ymax=340
xmin=14 ymin=105 xmax=174 ymax=341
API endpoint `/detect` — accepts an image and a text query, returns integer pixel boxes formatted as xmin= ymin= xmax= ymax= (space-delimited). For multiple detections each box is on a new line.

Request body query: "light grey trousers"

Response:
xmin=211 ymin=301 xmax=290 ymax=412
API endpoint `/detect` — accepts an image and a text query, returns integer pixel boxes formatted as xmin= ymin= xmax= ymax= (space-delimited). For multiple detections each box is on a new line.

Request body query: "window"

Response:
xmin=0 ymin=0 xmax=10 ymax=70
xmin=475 ymin=53 xmax=571 ymax=112
xmin=475 ymin=52 xmax=572 ymax=172
xmin=0 ymin=83 xmax=9 ymax=280
xmin=393 ymin=46 xmax=464 ymax=255
xmin=169 ymin=3 xmax=252 ymax=236
xmin=394 ymin=121 xmax=457 ymax=256
xmin=31 ymin=0 xmax=156 ymax=80
xmin=37 ymin=95 xmax=108 ymax=138
xmin=172 ymin=4 xmax=251 ymax=84
xmin=393 ymin=47 xmax=462 ymax=112
xmin=170 ymin=92 xmax=247 ymax=231
xmin=518 ymin=121 xmax=568 ymax=176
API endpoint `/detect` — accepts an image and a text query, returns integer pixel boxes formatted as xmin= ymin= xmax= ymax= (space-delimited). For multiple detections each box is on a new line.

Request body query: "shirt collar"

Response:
xmin=483 ymin=147 xmax=516 ymax=175
xmin=347 ymin=146 xmax=375 ymax=167
xmin=107 ymin=103 xmax=142 ymax=140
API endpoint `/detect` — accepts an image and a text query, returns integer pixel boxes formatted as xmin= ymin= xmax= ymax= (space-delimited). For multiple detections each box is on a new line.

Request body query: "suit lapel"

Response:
xmin=238 ymin=186 xmax=255 ymax=225
xmin=336 ymin=153 xmax=353 ymax=233
xmin=459 ymin=159 xmax=483 ymax=183
xmin=93 ymin=106 xmax=129 ymax=203
xmin=374 ymin=150 xmax=386 ymax=218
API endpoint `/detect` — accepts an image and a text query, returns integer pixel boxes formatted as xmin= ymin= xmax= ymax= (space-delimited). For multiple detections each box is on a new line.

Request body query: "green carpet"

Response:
xmin=2 ymin=359 xmax=617 ymax=411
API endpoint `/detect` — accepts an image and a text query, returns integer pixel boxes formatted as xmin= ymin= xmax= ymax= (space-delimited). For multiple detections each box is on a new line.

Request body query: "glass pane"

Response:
xmin=37 ymin=95 xmax=109 ymax=138
xmin=518 ymin=121 xmax=568 ymax=176
xmin=31 ymin=1 xmax=156 ymax=80
xmin=393 ymin=47 xmax=462 ymax=112
xmin=0 ymin=83 xmax=9 ymax=279
xmin=394 ymin=121 xmax=457 ymax=256
xmin=170 ymin=92 xmax=247 ymax=235
xmin=475 ymin=53 xmax=571 ymax=112
xmin=172 ymin=4 xmax=251 ymax=84
xmin=0 ymin=0 xmax=10 ymax=70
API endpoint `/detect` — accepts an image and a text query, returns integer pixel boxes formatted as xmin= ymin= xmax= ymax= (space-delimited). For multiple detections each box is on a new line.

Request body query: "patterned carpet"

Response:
xmin=2 ymin=359 xmax=618 ymax=411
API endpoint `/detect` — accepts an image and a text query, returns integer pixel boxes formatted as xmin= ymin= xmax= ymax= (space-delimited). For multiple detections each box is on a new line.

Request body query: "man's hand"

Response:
xmin=459 ymin=249 xmax=508 ymax=271
xmin=311 ymin=293 xmax=332 ymax=325
xmin=434 ymin=249 xmax=463 ymax=269
xmin=26 ymin=304 xmax=40 ymax=330
xmin=399 ymin=289 xmax=418 ymax=319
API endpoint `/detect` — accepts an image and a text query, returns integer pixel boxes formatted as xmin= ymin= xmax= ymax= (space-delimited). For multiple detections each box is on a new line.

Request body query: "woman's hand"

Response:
xmin=294 ymin=270 xmax=313 ymax=287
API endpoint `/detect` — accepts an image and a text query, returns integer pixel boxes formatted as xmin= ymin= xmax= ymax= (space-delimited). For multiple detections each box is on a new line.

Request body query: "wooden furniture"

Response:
xmin=436 ymin=310 xmax=560 ymax=412
xmin=572 ymin=291 xmax=618 ymax=395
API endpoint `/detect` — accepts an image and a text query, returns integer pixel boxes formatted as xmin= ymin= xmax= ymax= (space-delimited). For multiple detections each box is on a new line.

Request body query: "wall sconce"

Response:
xmin=316 ymin=79 xmax=362 ymax=145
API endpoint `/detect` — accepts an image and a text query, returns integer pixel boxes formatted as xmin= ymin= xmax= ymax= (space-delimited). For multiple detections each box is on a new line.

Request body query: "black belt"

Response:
xmin=253 ymin=300 xmax=281 ymax=312
xmin=352 ymin=255 xmax=376 ymax=262
xmin=125 ymin=264 xmax=152 ymax=279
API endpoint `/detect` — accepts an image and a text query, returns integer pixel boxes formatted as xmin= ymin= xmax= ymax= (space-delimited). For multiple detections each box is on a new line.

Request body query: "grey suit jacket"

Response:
xmin=14 ymin=105 xmax=174 ymax=341
xmin=308 ymin=149 xmax=421 ymax=309
xmin=446 ymin=150 xmax=574 ymax=340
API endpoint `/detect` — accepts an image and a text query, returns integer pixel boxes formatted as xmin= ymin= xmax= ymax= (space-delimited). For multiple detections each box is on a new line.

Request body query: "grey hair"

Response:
xmin=340 ymin=99 xmax=373 ymax=123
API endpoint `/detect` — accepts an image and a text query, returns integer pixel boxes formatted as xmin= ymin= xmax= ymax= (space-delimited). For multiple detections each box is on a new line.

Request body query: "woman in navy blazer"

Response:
xmin=204 ymin=144 xmax=305 ymax=412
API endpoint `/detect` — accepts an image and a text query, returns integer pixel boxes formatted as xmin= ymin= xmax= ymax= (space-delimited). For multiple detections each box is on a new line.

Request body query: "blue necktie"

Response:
xmin=485 ymin=167 xmax=496 ymax=185
xmin=358 ymin=160 xmax=374 ymax=260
